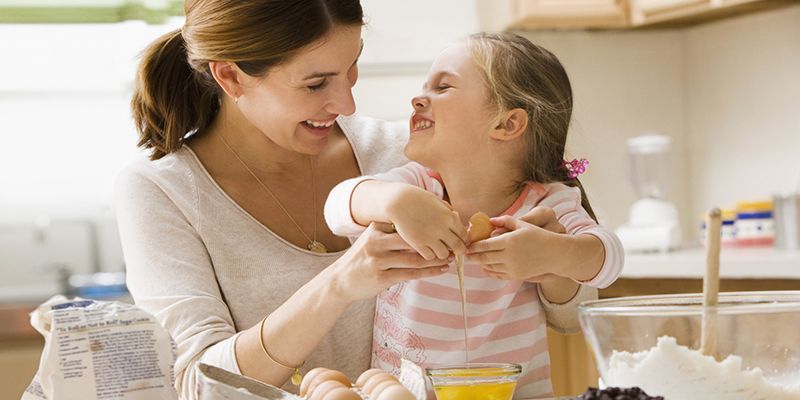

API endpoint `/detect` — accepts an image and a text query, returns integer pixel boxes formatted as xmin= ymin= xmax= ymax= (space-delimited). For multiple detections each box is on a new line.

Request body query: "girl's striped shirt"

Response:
xmin=324 ymin=162 xmax=623 ymax=399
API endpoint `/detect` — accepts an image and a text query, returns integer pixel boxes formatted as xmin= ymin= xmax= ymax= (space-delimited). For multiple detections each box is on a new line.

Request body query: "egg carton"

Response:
xmin=397 ymin=359 xmax=426 ymax=399
xmin=196 ymin=362 xmax=427 ymax=400
xmin=197 ymin=363 xmax=303 ymax=400
xmin=357 ymin=359 xmax=427 ymax=400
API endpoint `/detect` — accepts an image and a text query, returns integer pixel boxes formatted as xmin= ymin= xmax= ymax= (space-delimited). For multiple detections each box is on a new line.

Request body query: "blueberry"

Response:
xmin=579 ymin=386 xmax=664 ymax=400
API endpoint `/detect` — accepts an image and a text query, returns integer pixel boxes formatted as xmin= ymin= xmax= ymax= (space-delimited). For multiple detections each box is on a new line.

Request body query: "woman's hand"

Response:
xmin=466 ymin=207 xmax=568 ymax=281
xmin=328 ymin=222 xmax=452 ymax=303
xmin=385 ymin=185 xmax=468 ymax=260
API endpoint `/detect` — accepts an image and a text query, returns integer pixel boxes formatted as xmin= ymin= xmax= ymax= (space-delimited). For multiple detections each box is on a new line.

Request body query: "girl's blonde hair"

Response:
xmin=466 ymin=32 xmax=597 ymax=221
xmin=131 ymin=0 xmax=363 ymax=160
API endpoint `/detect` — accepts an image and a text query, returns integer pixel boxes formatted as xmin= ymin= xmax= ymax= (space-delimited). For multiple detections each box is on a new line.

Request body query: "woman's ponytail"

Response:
xmin=131 ymin=29 xmax=219 ymax=160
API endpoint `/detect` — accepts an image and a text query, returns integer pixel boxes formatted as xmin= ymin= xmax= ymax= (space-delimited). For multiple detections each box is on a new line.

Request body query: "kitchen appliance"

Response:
xmin=616 ymin=134 xmax=681 ymax=252
xmin=774 ymin=194 xmax=800 ymax=250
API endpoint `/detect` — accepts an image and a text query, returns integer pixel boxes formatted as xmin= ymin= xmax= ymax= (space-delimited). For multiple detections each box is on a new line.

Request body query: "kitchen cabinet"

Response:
xmin=0 ymin=304 xmax=43 ymax=400
xmin=0 ymin=338 xmax=42 ymax=399
xmin=478 ymin=0 xmax=629 ymax=31
xmin=548 ymin=329 xmax=599 ymax=396
xmin=629 ymin=0 xmax=796 ymax=27
xmin=478 ymin=0 xmax=797 ymax=30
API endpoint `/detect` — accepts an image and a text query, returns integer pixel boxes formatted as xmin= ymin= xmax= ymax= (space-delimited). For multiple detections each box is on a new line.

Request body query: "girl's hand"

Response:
xmin=329 ymin=222 xmax=452 ymax=302
xmin=385 ymin=186 xmax=468 ymax=260
xmin=466 ymin=208 xmax=569 ymax=281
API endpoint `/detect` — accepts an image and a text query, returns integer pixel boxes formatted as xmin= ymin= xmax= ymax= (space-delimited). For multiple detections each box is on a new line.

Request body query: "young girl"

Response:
xmin=324 ymin=33 xmax=623 ymax=398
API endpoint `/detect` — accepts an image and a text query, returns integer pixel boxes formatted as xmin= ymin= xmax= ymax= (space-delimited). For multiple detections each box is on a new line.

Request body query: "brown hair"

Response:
xmin=467 ymin=32 xmax=597 ymax=221
xmin=131 ymin=0 xmax=364 ymax=160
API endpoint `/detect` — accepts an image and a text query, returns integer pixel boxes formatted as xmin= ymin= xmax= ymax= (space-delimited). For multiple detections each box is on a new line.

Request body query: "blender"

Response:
xmin=616 ymin=133 xmax=681 ymax=252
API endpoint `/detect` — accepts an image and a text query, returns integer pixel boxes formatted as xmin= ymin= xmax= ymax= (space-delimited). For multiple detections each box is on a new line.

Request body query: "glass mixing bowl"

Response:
xmin=425 ymin=363 xmax=522 ymax=400
xmin=578 ymin=291 xmax=800 ymax=399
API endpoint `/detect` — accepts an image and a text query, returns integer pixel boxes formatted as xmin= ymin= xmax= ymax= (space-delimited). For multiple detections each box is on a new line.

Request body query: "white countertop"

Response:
xmin=621 ymin=247 xmax=800 ymax=279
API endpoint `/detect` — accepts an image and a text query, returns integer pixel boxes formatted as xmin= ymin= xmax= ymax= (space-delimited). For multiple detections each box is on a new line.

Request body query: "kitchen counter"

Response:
xmin=622 ymin=247 xmax=800 ymax=279
xmin=598 ymin=247 xmax=800 ymax=299
xmin=0 ymin=303 xmax=40 ymax=340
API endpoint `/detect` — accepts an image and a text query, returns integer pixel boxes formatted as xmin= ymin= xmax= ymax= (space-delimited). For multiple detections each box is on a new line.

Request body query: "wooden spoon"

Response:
xmin=701 ymin=208 xmax=722 ymax=357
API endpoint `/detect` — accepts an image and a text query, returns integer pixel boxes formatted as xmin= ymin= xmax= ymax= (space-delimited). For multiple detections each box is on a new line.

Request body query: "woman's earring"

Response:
xmin=234 ymin=96 xmax=240 ymax=104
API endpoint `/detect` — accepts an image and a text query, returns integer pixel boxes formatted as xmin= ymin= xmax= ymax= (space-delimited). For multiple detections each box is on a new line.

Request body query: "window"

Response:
xmin=0 ymin=0 xmax=183 ymax=24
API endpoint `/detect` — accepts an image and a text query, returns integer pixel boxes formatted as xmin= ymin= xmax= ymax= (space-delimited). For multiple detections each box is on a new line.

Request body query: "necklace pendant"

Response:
xmin=308 ymin=240 xmax=328 ymax=253
xmin=290 ymin=369 xmax=302 ymax=386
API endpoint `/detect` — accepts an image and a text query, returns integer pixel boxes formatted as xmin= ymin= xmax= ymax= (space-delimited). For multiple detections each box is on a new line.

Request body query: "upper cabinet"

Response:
xmin=478 ymin=0 xmax=797 ymax=30
xmin=478 ymin=0 xmax=628 ymax=31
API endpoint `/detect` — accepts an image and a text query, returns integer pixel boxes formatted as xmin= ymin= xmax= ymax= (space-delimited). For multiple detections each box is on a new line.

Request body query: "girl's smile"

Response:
xmin=410 ymin=114 xmax=434 ymax=134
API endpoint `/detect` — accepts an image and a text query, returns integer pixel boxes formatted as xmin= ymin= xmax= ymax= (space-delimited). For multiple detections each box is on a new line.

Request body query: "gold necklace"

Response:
xmin=219 ymin=135 xmax=328 ymax=253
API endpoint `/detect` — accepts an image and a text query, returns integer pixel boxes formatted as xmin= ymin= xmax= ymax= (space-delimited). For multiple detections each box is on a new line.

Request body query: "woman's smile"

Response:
xmin=302 ymin=117 xmax=337 ymax=137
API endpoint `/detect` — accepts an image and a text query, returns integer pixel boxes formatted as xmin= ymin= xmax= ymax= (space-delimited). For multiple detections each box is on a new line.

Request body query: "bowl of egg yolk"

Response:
xmin=425 ymin=363 xmax=522 ymax=400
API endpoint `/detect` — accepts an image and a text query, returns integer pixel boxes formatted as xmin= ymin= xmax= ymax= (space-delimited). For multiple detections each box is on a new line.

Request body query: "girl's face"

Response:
xmin=405 ymin=42 xmax=495 ymax=171
xmin=237 ymin=25 xmax=362 ymax=155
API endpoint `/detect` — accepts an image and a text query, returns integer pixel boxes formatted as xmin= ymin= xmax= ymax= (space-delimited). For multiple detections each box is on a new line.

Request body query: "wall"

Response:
xmin=684 ymin=5 xmax=800 ymax=225
xmin=354 ymin=0 xmax=480 ymax=120
xmin=0 ymin=20 xmax=180 ymax=299
xmin=519 ymin=30 xmax=690 ymax=233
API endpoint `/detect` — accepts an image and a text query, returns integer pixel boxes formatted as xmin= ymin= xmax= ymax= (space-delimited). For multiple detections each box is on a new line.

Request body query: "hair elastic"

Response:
xmin=562 ymin=158 xmax=589 ymax=179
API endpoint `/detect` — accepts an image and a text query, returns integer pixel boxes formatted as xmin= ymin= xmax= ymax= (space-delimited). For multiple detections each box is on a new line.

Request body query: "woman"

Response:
xmin=116 ymin=0 xmax=595 ymax=398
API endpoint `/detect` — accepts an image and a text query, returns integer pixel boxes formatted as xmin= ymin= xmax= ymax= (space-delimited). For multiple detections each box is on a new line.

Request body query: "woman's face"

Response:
xmin=404 ymin=42 xmax=494 ymax=171
xmin=237 ymin=25 xmax=362 ymax=155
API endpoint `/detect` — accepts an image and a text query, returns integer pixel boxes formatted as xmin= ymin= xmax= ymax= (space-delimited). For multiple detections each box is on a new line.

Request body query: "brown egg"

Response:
xmin=306 ymin=370 xmax=352 ymax=397
xmin=355 ymin=368 xmax=386 ymax=387
xmin=322 ymin=387 xmax=362 ymax=400
xmin=369 ymin=380 xmax=399 ymax=399
xmin=299 ymin=367 xmax=330 ymax=396
xmin=362 ymin=372 xmax=397 ymax=395
xmin=308 ymin=380 xmax=347 ymax=400
xmin=364 ymin=371 xmax=397 ymax=386
xmin=468 ymin=212 xmax=493 ymax=243
xmin=375 ymin=384 xmax=417 ymax=400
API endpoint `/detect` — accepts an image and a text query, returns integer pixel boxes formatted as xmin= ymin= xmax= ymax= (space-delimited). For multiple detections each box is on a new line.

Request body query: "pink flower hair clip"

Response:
xmin=562 ymin=158 xmax=589 ymax=179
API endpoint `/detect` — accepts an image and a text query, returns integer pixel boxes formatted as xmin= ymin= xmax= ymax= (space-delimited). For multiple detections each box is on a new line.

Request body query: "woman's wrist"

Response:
xmin=236 ymin=263 xmax=353 ymax=385
xmin=313 ymin=260 xmax=355 ymax=309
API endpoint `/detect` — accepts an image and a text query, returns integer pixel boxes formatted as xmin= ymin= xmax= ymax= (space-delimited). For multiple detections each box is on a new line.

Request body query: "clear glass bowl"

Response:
xmin=578 ymin=291 xmax=800 ymax=399
xmin=425 ymin=363 xmax=522 ymax=400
